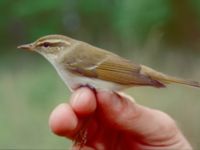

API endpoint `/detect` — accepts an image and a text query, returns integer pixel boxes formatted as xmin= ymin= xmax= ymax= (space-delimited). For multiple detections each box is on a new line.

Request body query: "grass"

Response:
xmin=0 ymin=50 xmax=200 ymax=149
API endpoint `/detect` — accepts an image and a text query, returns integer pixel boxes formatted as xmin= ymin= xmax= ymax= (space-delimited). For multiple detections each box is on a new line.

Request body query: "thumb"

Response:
xmin=97 ymin=91 xmax=179 ymax=143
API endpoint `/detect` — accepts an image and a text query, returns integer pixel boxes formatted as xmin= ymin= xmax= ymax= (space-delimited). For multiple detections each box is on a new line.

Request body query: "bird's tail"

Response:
xmin=141 ymin=65 xmax=200 ymax=88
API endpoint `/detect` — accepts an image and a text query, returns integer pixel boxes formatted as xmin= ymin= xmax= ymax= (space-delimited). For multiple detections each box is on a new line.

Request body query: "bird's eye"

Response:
xmin=43 ymin=42 xmax=50 ymax=48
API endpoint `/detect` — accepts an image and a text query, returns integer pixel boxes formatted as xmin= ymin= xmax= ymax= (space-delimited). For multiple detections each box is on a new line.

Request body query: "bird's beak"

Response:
xmin=17 ymin=43 xmax=34 ymax=51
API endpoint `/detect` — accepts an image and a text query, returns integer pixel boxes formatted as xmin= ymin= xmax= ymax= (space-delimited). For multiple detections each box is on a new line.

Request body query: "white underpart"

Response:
xmin=56 ymin=66 xmax=124 ymax=91
xmin=38 ymin=47 xmax=125 ymax=91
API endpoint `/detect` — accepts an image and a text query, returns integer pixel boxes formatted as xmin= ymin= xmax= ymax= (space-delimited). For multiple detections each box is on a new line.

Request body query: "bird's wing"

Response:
xmin=61 ymin=43 xmax=162 ymax=86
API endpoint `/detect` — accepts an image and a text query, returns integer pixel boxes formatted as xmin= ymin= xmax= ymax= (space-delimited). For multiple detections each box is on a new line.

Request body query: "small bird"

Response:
xmin=18 ymin=34 xmax=200 ymax=91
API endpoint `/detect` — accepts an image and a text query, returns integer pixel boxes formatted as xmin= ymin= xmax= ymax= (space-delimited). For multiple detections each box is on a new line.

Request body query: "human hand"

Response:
xmin=49 ymin=87 xmax=192 ymax=150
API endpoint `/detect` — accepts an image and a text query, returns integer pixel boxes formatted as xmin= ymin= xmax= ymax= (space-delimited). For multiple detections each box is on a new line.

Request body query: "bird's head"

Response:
xmin=18 ymin=34 xmax=75 ymax=58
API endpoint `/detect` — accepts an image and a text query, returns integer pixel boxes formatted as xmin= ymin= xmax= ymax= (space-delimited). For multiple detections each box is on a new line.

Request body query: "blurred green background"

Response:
xmin=1 ymin=0 xmax=200 ymax=149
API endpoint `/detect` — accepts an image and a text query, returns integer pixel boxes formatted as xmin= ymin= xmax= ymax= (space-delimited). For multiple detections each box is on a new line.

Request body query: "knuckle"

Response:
xmin=154 ymin=110 xmax=179 ymax=134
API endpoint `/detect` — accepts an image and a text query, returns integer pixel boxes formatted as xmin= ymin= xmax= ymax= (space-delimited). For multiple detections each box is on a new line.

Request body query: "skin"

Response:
xmin=49 ymin=87 xmax=192 ymax=150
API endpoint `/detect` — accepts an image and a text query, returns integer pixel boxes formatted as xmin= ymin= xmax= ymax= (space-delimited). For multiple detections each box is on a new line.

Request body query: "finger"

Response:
xmin=97 ymin=91 xmax=179 ymax=143
xmin=49 ymin=103 xmax=78 ymax=137
xmin=70 ymin=87 xmax=97 ymax=117
xmin=49 ymin=88 xmax=97 ymax=138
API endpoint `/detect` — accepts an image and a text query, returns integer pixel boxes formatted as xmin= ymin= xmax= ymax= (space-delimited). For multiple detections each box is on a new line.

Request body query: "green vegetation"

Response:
xmin=0 ymin=0 xmax=200 ymax=149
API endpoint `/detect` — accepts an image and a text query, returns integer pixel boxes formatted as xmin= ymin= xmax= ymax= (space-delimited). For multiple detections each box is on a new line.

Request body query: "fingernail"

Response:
xmin=111 ymin=93 xmax=124 ymax=110
xmin=71 ymin=89 xmax=84 ymax=106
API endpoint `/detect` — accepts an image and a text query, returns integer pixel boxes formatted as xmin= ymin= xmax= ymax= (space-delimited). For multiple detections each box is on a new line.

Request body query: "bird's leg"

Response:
xmin=73 ymin=111 xmax=96 ymax=149
xmin=73 ymin=85 xmax=97 ymax=149
xmin=74 ymin=126 xmax=88 ymax=148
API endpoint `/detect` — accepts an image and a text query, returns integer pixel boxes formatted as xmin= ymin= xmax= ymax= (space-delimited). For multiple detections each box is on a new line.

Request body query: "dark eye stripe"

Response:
xmin=43 ymin=42 xmax=50 ymax=47
xmin=37 ymin=42 xmax=66 ymax=47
